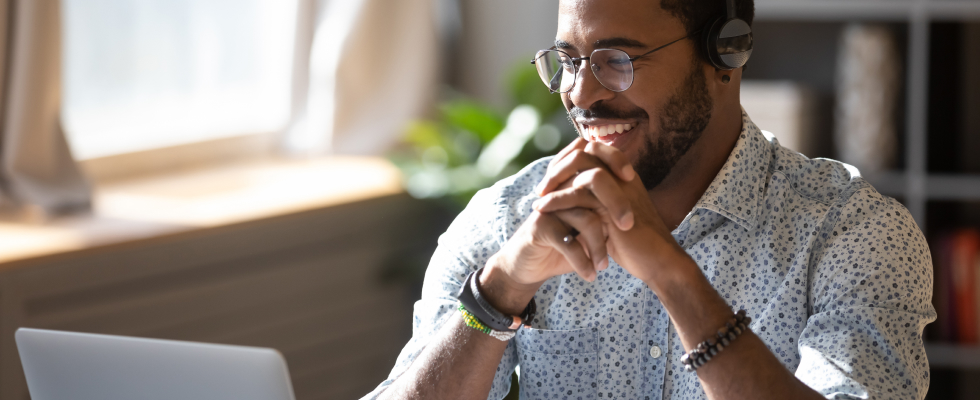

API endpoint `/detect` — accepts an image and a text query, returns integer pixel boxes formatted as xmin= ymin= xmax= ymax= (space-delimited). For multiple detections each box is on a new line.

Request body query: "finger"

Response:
xmin=535 ymin=186 xmax=604 ymax=213
xmin=537 ymin=138 xmax=588 ymax=195
xmin=534 ymin=169 xmax=634 ymax=231
xmin=573 ymin=168 xmax=634 ymax=230
xmin=554 ymin=208 xmax=609 ymax=272
xmin=584 ymin=141 xmax=635 ymax=182
xmin=536 ymin=149 xmax=605 ymax=196
xmin=534 ymin=211 xmax=598 ymax=282
xmin=547 ymin=137 xmax=587 ymax=170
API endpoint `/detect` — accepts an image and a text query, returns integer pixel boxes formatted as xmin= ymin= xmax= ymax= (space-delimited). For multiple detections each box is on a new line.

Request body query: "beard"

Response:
xmin=568 ymin=58 xmax=713 ymax=189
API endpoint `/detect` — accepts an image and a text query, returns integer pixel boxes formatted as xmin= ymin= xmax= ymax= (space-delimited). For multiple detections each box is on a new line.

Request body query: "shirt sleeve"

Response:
xmin=360 ymin=183 xmax=522 ymax=400
xmin=797 ymin=184 xmax=937 ymax=399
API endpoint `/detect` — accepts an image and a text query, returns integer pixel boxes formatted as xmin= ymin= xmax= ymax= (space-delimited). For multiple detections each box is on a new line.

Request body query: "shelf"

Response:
xmin=864 ymin=171 xmax=907 ymax=198
xmin=862 ymin=172 xmax=980 ymax=201
xmin=926 ymin=342 xmax=980 ymax=369
xmin=926 ymin=174 xmax=980 ymax=201
xmin=755 ymin=0 xmax=980 ymax=21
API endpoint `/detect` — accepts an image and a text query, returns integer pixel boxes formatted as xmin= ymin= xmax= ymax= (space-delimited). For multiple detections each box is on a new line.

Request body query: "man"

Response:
xmin=365 ymin=0 xmax=936 ymax=399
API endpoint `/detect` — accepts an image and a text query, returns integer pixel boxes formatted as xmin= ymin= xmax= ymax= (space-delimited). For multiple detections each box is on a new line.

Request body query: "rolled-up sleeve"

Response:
xmin=360 ymin=180 xmax=525 ymax=400
xmin=797 ymin=186 xmax=937 ymax=399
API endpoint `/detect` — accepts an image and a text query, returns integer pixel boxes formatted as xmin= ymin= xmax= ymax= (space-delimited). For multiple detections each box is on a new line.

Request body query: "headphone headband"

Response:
xmin=702 ymin=0 xmax=753 ymax=70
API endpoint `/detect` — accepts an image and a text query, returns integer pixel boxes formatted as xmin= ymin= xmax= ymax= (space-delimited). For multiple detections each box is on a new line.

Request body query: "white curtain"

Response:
xmin=0 ymin=0 xmax=90 ymax=216
xmin=285 ymin=0 xmax=441 ymax=156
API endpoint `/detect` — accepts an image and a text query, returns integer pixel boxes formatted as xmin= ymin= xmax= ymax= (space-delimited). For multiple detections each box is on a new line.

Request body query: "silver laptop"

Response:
xmin=16 ymin=328 xmax=296 ymax=400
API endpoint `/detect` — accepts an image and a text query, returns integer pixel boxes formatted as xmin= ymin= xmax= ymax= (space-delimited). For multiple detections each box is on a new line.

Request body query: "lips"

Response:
xmin=579 ymin=123 xmax=634 ymax=144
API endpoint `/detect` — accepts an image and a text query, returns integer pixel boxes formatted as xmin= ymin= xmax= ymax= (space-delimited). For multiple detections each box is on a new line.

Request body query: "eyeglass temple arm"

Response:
xmin=629 ymin=29 xmax=704 ymax=61
xmin=531 ymin=47 xmax=559 ymax=64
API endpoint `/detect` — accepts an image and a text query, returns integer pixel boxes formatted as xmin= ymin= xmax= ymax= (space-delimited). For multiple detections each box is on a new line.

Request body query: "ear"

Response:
xmin=708 ymin=66 xmax=742 ymax=103
xmin=712 ymin=67 xmax=738 ymax=84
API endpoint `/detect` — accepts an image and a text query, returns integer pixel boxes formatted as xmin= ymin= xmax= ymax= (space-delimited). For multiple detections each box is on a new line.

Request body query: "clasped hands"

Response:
xmin=487 ymin=138 xmax=687 ymax=305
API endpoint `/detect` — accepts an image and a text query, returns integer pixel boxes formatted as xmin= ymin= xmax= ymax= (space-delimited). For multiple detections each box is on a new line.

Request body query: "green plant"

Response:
xmin=390 ymin=58 xmax=575 ymax=207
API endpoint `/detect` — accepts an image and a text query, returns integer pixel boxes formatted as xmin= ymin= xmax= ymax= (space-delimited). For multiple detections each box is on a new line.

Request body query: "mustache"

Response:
xmin=568 ymin=102 xmax=648 ymax=121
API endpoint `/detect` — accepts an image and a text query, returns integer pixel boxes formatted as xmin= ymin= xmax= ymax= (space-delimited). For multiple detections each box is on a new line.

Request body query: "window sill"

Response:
xmin=0 ymin=156 xmax=403 ymax=267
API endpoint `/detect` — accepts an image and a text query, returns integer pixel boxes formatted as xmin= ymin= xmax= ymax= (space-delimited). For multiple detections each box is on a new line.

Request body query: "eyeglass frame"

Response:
xmin=531 ymin=29 xmax=703 ymax=94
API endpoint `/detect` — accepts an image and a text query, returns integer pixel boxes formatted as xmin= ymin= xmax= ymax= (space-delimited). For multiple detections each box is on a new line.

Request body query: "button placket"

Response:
xmin=639 ymin=289 xmax=670 ymax=396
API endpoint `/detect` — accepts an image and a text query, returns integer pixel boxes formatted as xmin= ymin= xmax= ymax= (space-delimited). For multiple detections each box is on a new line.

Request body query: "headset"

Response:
xmin=701 ymin=0 xmax=753 ymax=70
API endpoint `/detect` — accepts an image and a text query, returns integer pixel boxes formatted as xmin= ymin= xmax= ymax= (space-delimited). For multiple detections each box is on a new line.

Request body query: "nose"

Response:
xmin=566 ymin=59 xmax=615 ymax=111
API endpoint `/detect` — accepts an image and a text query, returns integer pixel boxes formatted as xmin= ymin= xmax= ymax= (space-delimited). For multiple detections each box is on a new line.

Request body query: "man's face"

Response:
xmin=557 ymin=0 xmax=714 ymax=189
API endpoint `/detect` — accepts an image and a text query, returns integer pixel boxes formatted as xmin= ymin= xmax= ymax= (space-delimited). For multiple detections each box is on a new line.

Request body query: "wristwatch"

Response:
xmin=457 ymin=267 xmax=536 ymax=334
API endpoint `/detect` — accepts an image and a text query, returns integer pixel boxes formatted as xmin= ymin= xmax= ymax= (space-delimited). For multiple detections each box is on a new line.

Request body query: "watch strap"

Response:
xmin=457 ymin=267 xmax=535 ymax=332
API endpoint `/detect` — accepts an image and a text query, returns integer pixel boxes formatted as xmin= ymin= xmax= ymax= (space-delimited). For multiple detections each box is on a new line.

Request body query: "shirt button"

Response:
xmin=649 ymin=345 xmax=662 ymax=359
xmin=690 ymin=215 xmax=700 ymax=225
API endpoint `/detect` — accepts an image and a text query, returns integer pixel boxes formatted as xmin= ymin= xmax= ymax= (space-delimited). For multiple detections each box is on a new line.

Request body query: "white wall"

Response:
xmin=456 ymin=0 xmax=560 ymax=109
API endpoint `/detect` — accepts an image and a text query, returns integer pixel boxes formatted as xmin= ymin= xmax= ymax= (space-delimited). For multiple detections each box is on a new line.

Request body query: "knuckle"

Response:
xmin=530 ymin=211 xmax=554 ymax=229
xmin=593 ymin=168 xmax=611 ymax=180
xmin=584 ymin=141 xmax=600 ymax=154
xmin=568 ymin=149 xmax=589 ymax=163
xmin=556 ymin=180 xmax=575 ymax=191
xmin=577 ymin=168 xmax=601 ymax=182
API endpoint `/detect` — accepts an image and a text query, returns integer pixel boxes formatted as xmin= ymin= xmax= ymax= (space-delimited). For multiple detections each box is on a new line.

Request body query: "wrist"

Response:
xmin=642 ymin=248 xmax=735 ymax=350
xmin=479 ymin=254 xmax=541 ymax=316
xmin=641 ymin=243 xmax=700 ymax=292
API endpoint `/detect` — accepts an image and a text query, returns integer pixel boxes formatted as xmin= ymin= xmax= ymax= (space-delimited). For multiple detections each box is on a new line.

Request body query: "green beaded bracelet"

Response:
xmin=458 ymin=304 xmax=492 ymax=334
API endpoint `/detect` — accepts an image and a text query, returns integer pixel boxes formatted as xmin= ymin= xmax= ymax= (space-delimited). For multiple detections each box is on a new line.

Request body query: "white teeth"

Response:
xmin=582 ymin=123 xmax=634 ymax=140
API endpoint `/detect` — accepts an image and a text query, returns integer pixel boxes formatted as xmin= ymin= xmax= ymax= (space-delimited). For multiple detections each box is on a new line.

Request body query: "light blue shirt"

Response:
xmin=364 ymin=111 xmax=937 ymax=400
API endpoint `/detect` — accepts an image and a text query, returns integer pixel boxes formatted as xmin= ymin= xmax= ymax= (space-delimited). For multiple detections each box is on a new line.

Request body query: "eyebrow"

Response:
xmin=554 ymin=37 xmax=648 ymax=51
xmin=555 ymin=39 xmax=573 ymax=49
xmin=594 ymin=37 xmax=647 ymax=49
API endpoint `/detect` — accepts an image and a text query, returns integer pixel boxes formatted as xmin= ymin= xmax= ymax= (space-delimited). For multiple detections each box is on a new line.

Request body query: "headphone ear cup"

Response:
xmin=703 ymin=17 xmax=753 ymax=70
xmin=702 ymin=16 xmax=728 ymax=70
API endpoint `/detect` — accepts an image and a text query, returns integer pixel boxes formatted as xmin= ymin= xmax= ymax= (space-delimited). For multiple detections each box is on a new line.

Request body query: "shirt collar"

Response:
xmin=692 ymin=108 xmax=772 ymax=231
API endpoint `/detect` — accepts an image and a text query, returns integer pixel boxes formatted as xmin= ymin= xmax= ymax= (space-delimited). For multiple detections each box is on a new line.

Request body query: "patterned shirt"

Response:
xmin=363 ymin=110 xmax=937 ymax=400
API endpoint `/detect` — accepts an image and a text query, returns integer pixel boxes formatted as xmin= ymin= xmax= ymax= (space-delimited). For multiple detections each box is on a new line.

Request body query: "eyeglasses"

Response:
xmin=531 ymin=31 xmax=700 ymax=94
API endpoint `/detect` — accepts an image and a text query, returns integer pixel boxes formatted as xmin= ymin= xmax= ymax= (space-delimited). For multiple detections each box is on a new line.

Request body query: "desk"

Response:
xmin=0 ymin=157 xmax=445 ymax=400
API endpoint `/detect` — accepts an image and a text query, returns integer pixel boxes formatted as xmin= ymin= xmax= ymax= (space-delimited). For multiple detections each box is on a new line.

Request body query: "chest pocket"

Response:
xmin=516 ymin=327 xmax=598 ymax=400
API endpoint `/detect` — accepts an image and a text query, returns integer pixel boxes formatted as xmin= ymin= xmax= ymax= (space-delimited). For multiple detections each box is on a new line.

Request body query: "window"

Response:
xmin=62 ymin=0 xmax=298 ymax=160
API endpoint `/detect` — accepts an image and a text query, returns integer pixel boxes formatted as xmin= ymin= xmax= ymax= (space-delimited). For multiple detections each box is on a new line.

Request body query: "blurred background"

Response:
xmin=0 ymin=0 xmax=976 ymax=399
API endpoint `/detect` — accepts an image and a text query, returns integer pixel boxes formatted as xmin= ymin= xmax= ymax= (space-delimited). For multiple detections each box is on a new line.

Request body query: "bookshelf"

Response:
xmin=757 ymin=0 xmax=980 ymax=228
xmin=756 ymin=0 xmax=980 ymax=21
xmin=751 ymin=1 xmax=980 ymax=398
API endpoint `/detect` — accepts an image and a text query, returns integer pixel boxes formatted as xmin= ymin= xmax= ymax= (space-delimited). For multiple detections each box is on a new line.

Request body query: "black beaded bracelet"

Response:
xmin=680 ymin=309 xmax=752 ymax=372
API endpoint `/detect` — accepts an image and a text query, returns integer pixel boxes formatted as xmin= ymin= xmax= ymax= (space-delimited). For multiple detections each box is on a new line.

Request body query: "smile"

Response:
xmin=580 ymin=123 xmax=634 ymax=143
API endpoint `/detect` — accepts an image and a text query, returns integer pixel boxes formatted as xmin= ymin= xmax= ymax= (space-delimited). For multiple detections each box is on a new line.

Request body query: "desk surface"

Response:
xmin=0 ymin=156 xmax=403 ymax=266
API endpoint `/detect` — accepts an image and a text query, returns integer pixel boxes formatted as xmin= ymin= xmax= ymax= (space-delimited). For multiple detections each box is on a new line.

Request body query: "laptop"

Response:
xmin=15 ymin=328 xmax=296 ymax=400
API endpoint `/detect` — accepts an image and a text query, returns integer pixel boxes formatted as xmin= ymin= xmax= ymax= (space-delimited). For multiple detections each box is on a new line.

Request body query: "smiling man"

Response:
xmin=365 ymin=1 xmax=936 ymax=399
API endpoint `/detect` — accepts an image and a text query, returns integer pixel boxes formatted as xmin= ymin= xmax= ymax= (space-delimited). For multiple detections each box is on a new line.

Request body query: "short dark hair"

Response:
xmin=659 ymin=0 xmax=755 ymax=35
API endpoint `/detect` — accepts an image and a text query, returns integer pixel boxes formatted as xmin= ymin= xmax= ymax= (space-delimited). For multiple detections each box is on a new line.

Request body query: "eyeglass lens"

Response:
xmin=534 ymin=49 xmax=634 ymax=94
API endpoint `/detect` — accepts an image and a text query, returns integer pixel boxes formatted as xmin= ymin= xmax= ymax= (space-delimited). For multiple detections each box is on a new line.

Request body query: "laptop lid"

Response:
xmin=16 ymin=328 xmax=296 ymax=400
